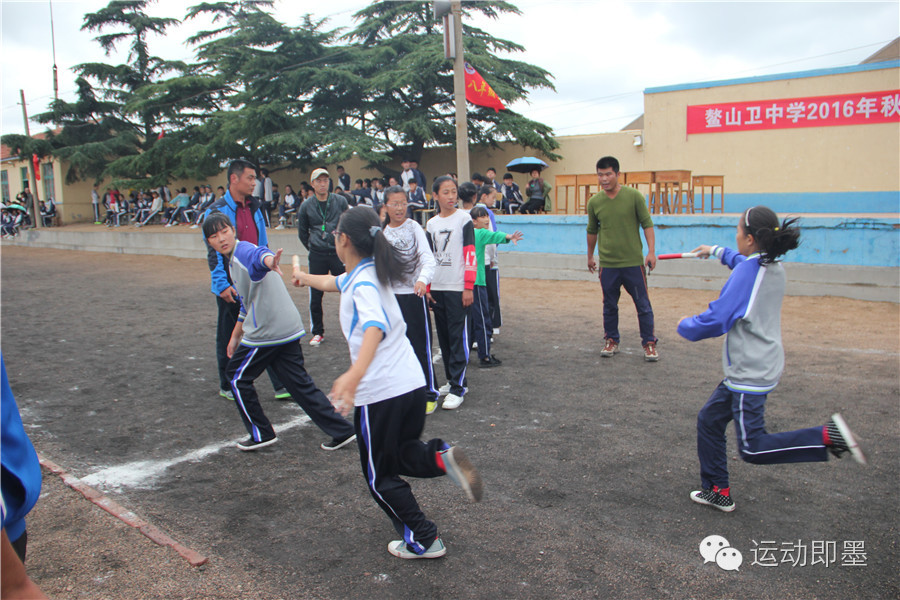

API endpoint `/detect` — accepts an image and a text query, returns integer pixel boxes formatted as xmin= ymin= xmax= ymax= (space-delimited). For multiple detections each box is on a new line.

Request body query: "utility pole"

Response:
xmin=19 ymin=89 xmax=42 ymax=229
xmin=50 ymin=0 xmax=59 ymax=101
xmin=450 ymin=1 xmax=470 ymax=181
xmin=438 ymin=0 xmax=470 ymax=182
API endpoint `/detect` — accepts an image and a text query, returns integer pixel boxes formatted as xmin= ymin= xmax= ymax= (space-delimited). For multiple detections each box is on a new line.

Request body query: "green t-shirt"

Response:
xmin=586 ymin=185 xmax=653 ymax=268
xmin=474 ymin=228 xmax=509 ymax=286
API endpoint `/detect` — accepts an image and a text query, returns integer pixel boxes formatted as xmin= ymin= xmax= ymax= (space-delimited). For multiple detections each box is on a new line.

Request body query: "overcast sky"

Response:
xmin=1 ymin=0 xmax=897 ymax=140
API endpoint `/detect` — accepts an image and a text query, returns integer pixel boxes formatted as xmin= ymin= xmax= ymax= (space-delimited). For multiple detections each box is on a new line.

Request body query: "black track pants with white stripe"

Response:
xmin=356 ymin=388 xmax=447 ymax=554
xmin=227 ymin=340 xmax=354 ymax=442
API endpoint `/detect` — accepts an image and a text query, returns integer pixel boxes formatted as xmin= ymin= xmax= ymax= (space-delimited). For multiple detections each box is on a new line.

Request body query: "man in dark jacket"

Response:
xmin=296 ymin=167 xmax=350 ymax=346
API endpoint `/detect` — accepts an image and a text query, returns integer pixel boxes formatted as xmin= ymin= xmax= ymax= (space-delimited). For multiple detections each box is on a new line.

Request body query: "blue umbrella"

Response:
xmin=505 ymin=157 xmax=548 ymax=173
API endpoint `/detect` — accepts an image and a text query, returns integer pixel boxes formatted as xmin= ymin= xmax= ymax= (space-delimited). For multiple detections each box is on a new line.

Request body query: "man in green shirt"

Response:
xmin=586 ymin=156 xmax=659 ymax=361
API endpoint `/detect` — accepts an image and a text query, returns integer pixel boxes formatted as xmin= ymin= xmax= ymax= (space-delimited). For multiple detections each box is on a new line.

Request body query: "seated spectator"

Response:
xmin=136 ymin=191 xmax=163 ymax=227
xmin=116 ymin=195 xmax=130 ymax=226
xmin=276 ymin=184 xmax=300 ymax=229
xmin=519 ymin=169 xmax=549 ymax=214
xmin=371 ymin=178 xmax=386 ymax=211
xmin=334 ymin=185 xmax=356 ymax=207
xmin=183 ymin=186 xmax=202 ymax=223
xmin=499 ymin=173 xmax=523 ymax=214
xmin=351 ymin=179 xmax=371 ymax=205
xmin=485 ymin=167 xmax=502 ymax=192
xmin=1 ymin=207 xmax=22 ymax=238
xmin=407 ymin=179 xmax=427 ymax=216
xmin=40 ymin=198 xmax=57 ymax=227
xmin=190 ymin=185 xmax=217 ymax=229
xmin=165 ymin=187 xmax=191 ymax=227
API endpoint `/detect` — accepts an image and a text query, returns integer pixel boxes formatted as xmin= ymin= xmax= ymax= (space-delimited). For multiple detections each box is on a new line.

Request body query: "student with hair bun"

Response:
xmin=678 ymin=206 xmax=866 ymax=513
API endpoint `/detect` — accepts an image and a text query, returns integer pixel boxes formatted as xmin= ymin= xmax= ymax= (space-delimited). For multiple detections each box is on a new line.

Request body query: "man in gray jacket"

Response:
xmin=297 ymin=168 xmax=350 ymax=346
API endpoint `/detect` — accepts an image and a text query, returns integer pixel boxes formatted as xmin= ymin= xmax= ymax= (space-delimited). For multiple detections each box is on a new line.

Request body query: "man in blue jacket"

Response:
xmin=204 ymin=159 xmax=288 ymax=401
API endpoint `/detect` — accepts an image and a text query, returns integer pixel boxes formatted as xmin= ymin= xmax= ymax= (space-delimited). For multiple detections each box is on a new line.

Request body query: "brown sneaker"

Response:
xmin=600 ymin=338 xmax=619 ymax=357
xmin=643 ymin=341 xmax=659 ymax=362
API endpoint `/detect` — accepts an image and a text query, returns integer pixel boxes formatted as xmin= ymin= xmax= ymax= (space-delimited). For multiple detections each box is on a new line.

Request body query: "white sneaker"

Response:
xmin=309 ymin=334 xmax=324 ymax=346
xmin=472 ymin=341 xmax=478 ymax=350
xmin=190 ymin=224 xmax=199 ymax=229
xmin=438 ymin=383 xmax=451 ymax=395
xmin=388 ymin=536 xmax=446 ymax=559
xmin=493 ymin=328 xmax=500 ymax=335
xmin=442 ymin=393 xmax=464 ymax=410
xmin=275 ymin=224 xmax=285 ymax=230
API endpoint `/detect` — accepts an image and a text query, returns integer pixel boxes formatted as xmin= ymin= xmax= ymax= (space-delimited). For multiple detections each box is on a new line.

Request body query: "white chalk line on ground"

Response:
xmin=82 ymin=413 xmax=312 ymax=492
xmin=797 ymin=345 xmax=898 ymax=357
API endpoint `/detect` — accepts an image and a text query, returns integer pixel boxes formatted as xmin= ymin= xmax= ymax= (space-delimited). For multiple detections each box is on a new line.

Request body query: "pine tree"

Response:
xmin=342 ymin=0 xmax=560 ymax=165
xmin=32 ymin=0 xmax=188 ymax=187
xmin=173 ymin=1 xmax=344 ymax=174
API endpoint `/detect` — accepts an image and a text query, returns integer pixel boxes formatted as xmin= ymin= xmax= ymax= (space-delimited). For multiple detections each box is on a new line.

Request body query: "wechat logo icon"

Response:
xmin=700 ymin=535 xmax=743 ymax=572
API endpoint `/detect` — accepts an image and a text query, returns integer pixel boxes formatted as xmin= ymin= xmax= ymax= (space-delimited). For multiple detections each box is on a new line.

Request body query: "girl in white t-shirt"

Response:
xmin=381 ymin=185 xmax=441 ymax=414
xmin=293 ymin=206 xmax=483 ymax=560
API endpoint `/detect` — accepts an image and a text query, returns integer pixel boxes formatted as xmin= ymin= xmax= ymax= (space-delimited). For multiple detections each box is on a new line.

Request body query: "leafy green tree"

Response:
xmin=342 ymin=0 xmax=560 ymax=166
xmin=171 ymin=1 xmax=348 ymax=174
xmin=31 ymin=0 xmax=189 ymax=187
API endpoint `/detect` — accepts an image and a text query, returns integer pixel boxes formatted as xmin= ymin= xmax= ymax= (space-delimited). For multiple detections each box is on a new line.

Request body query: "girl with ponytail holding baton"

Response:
xmin=293 ymin=206 xmax=482 ymax=559
xmin=677 ymin=206 xmax=866 ymax=513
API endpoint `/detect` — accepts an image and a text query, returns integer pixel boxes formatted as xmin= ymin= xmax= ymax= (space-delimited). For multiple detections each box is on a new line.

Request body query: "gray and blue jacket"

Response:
xmin=677 ymin=246 xmax=786 ymax=394
xmin=229 ymin=241 xmax=305 ymax=347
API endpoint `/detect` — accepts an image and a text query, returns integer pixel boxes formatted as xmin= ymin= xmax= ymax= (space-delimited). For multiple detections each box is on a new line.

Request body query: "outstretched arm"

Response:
xmin=292 ymin=266 xmax=339 ymax=292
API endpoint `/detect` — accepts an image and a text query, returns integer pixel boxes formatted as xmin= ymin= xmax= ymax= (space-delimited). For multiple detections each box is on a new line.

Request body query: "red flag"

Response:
xmin=32 ymin=154 xmax=41 ymax=181
xmin=464 ymin=62 xmax=505 ymax=113
xmin=157 ymin=130 xmax=165 ymax=140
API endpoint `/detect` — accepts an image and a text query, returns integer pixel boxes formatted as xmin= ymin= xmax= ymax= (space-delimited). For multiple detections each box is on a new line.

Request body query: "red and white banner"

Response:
xmin=686 ymin=90 xmax=900 ymax=135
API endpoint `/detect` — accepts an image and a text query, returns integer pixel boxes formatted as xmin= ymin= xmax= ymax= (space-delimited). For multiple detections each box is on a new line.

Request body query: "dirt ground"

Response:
xmin=1 ymin=245 xmax=898 ymax=600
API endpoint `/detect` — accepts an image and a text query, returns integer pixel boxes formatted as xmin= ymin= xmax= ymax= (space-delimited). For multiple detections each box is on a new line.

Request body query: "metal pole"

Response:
xmin=451 ymin=1 xmax=469 ymax=182
xmin=50 ymin=0 xmax=59 ymax=101
xmin=19 ymin=89 xmax=42 ymax=229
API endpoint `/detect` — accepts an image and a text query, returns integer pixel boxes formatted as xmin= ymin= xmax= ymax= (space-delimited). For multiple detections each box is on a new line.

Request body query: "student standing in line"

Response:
xmin=468 ymin=205 xmax=522 ymax=368
xmin=293 ymin=206 xmax=482 ymax=559
xmin=476 ymin=185 xmax=504 ymax=335
xmin=678 ymin=207 xmax=866 ymax=513
xmin=380 ymin=186 xmax=440 ymax=415
xmin=426 ymin=176 xmax=476 ymax=410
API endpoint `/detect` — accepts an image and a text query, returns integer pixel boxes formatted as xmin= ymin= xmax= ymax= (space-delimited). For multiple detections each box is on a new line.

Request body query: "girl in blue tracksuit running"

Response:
xmin=292 ymin=206 xmax=483 ymax=559
xmin=677 ymin=206 xmax=866 ymax=513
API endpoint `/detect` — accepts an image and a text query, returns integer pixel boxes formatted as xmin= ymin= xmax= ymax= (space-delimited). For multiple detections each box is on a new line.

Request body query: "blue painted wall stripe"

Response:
xmin=495 ymin=214 xmax=900 ymax=268
xmin=723 ymin=191 xmax=900 ymax=215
